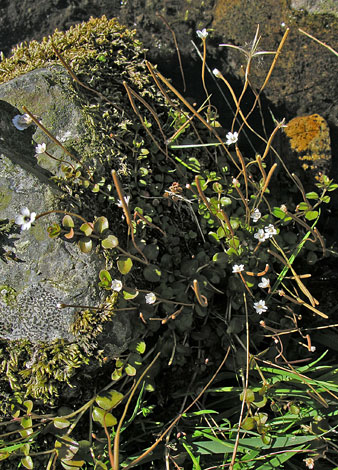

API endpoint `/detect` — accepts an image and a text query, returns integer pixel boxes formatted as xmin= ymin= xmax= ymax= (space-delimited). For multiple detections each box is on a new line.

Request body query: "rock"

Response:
xmin=0 ymin=147 xmax=106 ymax=342
xmin=0 ymin=19 xmax=142 ymax=350
xmin=0 ymin=66 xmax=89 ymax=176
xmin=212 ymin=0 xmax=338 ymax=121
xmin=291 ymin=0 xmax=338 ymax=17
xmin=0 ymin=69 xmax=108 ymax=343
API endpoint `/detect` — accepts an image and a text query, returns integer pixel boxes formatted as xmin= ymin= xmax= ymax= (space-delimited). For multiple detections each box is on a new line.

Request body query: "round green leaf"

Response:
xmin=78 ymin=237 xmax=93 ymax=253
xmin=54 ymin=417 xmax=71 ymax=429
xmin=99 ymin=269 xmax=112 ymax=286
xmin=61 ymin=460 xmax=85 ymax=470
xmin=62 ymin=215 xmax=74 ymax=228
xmin=272 ymin=207 xmax=292 ymax=221
xmin=80 ymin=223 xmax=93 ymax=236
xmin=241 ymin=417 xmax=256 ymax=431
xmin=297 ymin=202 xmax=310 ymax=211
xmin=95 ymin=390 xmax=123 ymax=410
xmin=117 ymin=257 xmax=133 ymax=275
xmin=23 ymin=400 xmax=33 ymax=414
xmin=92 ymin=407 xmax=117 ymax=427
xmin=22 ymin=443 xmax=30 ymax=456
xmin=55 ymin=436 xmax=79 ymax=460
xmin=111 ymin=367 xmax=123 ymax=381
xmin=125 ymin=364 xmax=136 ymax=376
xmin=305 ymin=210 xmax=319 ymax=221
xmin=305 ymin=191 xmax=319 ymax=200
xmin=94 ymin=216 xmax=109 ymax=234
xmin=240 ymin=389 xmax=255 ymax=403
xmin=19 ymin=417 xmax=33 ymax=437
xmin=122 ymin=289 xmax=139 ymax=300
xmin=102 ymin=235 xmax=119 ymax=249
xmin=21 ymin=456 xmax=33 ymax=469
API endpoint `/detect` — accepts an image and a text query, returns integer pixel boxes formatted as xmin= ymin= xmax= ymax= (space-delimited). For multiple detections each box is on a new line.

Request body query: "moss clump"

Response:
xmin=0 ymin=296 xmax=117 ymax=406
xmin=0 ymin=16 xmax=144 ymax=84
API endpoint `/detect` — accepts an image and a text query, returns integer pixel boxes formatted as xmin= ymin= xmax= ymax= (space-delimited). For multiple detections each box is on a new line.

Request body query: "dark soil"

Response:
xmin=0 ymin=0 xmax=123 ymax=57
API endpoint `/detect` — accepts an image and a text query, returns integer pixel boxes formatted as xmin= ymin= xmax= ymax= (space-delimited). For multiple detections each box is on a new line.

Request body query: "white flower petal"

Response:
xmin=145 ymin=292 xmax=157 ymax=304
xmin=111 ymin=279 xmax=123 ymax=292
xmin=250 ymin=208 xmax=261 ymax=222
xmin=258 ymin=277 xmax=270 ymax=289
xmin=253 ymin=300 xmax=268 ymax=314
xmin=226 ymin=131 xmax=238 ymax=146
xmin=196 ymin=28 xmax=208 ymax=39
xmin=232 ymin=264 xmax=244 ymax=273
xmin=12 ymin=114 xmax=33 ymax=131
xmin=15 ymin=207 xmax=36 ymax=231
xmin=35 ymin=143 xmax=46 ymax=154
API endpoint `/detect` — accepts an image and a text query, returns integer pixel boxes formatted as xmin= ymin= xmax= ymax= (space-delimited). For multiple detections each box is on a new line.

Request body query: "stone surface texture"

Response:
xmin=212 ymin=0 xmax=338 ymax=122
xmin=0 ymin=66 xmax=130 ymax=346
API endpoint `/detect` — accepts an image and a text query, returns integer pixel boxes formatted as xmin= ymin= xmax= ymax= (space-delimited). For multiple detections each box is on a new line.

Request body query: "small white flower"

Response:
xmin=145 ymin=292 xmax=157 ymax=304
xmin=12 ymin=113 xmax=34 ymax=131
xmin=116 ymin=195 xmax=130 ymax=207
xmin=196 ymin=28 xmax=208 ymax=39
xmin=258 ymin=277 xmax=270 ymax=289
xmin=254 ymin=299 xmax=268 ymax=314
xmin=310 ymin=346 xmax=316 ymax=353
xmin=15 ymin=207 xmax=36 ymax=231
xmin=264 ymin=224 xmax=277 ymax=238
xmin=111 ymin=279 xmax=123 ymax=292
xmin=35 ymin=143 xmax=46 ymax=154
xmin=226 ymin=131 xmax=238 ymax=146
xmin=232 ymin=264 xmax=244 ymax=273
xmin=212 ymin=68 xmax=221 ymax=78
xmin=254 ymin=229 xmax=268 ymax=243
xmin=232 ymin=177 xmax=240 ymax=187
xmin=250 ymin=208 xmax=261 ymax=222
xmin=280 ymin=204 xmax=288 ymax=213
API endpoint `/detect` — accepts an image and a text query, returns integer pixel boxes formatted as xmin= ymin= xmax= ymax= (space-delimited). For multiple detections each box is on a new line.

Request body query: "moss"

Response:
xmin=0 ymin=16 xmax=142 ymax=84
xmin=0 ymin=285 xmax=17 ymax=306
xmin=0 ymin=297 xmax=118 ymax=405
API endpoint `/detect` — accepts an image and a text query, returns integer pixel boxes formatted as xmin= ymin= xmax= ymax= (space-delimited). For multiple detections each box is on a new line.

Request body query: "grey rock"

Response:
xmin=0 ymin=68 xmax=132 ymax=349
xmin=291 ymin=0 xmax=338 ymax=17
xmin=211 ymin=0 xmax=338 ymax=118
xmin=0 ymin=66 xmax=88 ymax=176
xmin=0 ymin=151 xmax=104 ymax=342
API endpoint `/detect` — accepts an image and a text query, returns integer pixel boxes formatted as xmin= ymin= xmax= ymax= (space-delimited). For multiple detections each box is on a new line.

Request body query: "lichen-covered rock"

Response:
xmin=0 ymin=16 xmax=161 ymax=399
xmin=282 ymin=113 xmax=332 ymax=186
xmin=0 ymin=150 xmax=105 ymax=342
xmin=0 ymin=67 xmax=88 ymax=176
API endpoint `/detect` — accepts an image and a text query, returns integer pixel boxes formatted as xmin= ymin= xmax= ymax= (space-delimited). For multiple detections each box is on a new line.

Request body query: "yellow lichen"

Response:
xmin=284 ymin=114 xmax=331 ymax=178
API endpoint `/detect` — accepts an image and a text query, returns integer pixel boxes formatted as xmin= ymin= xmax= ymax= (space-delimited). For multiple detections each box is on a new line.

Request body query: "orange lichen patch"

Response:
xmin=284 ymin=114 xmax=331 ymax=178
xmin=285 ymin=114 xmax=329 ymax=152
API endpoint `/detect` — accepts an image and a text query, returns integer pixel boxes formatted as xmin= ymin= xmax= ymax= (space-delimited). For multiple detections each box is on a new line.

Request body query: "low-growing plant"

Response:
xmin=1 ymin=17 xmax=338 ymax=470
